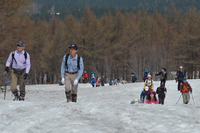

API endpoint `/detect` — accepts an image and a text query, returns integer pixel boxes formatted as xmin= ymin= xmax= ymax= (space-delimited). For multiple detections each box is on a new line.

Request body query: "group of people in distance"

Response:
xmin=139 ymin=66 xmax=193 ymax=105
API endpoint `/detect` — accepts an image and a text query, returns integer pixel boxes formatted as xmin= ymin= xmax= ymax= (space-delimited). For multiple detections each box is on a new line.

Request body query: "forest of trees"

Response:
xmin=0 ymin=0 xmax=200 ymax=84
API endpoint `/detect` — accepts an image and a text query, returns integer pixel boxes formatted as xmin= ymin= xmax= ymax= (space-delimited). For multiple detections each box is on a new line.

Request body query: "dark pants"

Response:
xmin=160 ymin=80 xmax=166 ymax=87
xmin=158 ymin=97 xmax=165 ymax=105
xmin=178 ymin=80 xmax=183 ymax=91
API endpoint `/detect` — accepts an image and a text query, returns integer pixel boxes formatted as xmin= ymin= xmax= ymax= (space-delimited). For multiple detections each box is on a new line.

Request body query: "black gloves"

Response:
xmin=5 ymin=67 xmax=9 ymax=73
xmin=24 ymin=73 xmax=28 ymax=80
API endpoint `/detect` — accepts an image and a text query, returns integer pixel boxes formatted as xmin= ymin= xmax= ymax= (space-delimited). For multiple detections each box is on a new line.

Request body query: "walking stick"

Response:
xmin=176 ymin=94 xmax=182 ymax=104
xmin=3 ymin=72 xmax=8 ymax=100
xmin=191 ymin=93 xmax=195 ymax=105
xmin=4 ymin=74 xmax=8 ymax=100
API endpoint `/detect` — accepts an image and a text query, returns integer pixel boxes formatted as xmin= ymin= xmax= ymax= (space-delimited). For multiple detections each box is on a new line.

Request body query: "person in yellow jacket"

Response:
xmin=144 ymin=74 xmax=154 ymax=90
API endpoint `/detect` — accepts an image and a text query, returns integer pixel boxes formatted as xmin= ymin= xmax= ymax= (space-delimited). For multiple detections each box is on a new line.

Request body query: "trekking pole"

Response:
xmin=191 ymin=93 xmax=195 ymax=105
xmin=176 ymin=94 xmax=182 ymax=104
xmin=4 ymin=74 xmax=8 ymax=100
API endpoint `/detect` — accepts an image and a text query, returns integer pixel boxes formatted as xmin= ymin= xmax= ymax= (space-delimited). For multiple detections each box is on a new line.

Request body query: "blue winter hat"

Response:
xmin=69 ymin=44 xmax=78 ymax=50
xmin=145 ymin=69 xmax=149 ymax=72
xmin=16 ymin=41 xmax=25 ymax=47
xmin=184 ymin=78 xmax=187 ymax=81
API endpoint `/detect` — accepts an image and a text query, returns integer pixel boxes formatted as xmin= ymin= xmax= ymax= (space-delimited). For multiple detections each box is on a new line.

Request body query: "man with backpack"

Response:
xmin=175 ymin=66 xmax=186 ymax=91
xmin=61 ymin=44 xmax=84 ymax=102
xmin=5 ymin=41 xmax=31 ymax=101
xmin=180 ymin=78 xmax=192 ymax=104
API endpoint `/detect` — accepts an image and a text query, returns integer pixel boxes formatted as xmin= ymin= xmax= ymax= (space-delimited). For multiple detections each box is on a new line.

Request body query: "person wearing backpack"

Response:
xmin=140 ymin=86 xmax=150 ymax=103
xmin=82 ymin=71 xmax=88 ymax=83
xmin=156 ymin=83 xmax=167 ymax=105
xmin=175 ymin=66 xmax=186 ymax=91
xmin=143 ymin=69 xmax=151 ymax=82
xmin=180 ymin=78 xmax=192 ymax=104
xmin=155 ymin=68 xmax=167 ymax=87
xmin=61 ymin=44 xmax=84 ymax=102
xmin=5 ymin=41 xmax=31 ymax=101
xmin=144 ymin=74 xmax=154 ymax=90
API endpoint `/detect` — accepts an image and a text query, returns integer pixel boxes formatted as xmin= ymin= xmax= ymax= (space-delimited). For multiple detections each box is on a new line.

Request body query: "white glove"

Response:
xmin=74 ymin=79 xmax=78 ymax=85
xmin=61 ymin=78 xmax=65 ymax=84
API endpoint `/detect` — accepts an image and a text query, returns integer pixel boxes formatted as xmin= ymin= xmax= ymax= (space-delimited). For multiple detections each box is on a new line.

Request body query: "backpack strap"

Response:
xmin=65 ymin=54 xmax=70 ymax=70
xmin=77 ymin=55 xmax=80 ymax=69
xmin=12 ymin=51 xmax=17 ymax=64
xmin=24 ymin=51 xmax=27 ymax=59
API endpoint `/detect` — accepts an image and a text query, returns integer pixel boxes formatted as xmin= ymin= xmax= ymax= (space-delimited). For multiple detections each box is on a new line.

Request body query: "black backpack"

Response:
xmin=65 ymin=54 xmax=80 ymax=70
xmin=12 ymin=51 xmax=27 ymax=64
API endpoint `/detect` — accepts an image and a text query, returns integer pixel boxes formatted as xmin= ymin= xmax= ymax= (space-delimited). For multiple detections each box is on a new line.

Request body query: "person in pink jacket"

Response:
xmin=146 ymin=91 xmax=159 ymax=104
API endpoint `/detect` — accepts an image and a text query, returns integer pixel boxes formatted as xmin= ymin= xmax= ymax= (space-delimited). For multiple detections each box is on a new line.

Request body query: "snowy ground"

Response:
xmin=0 ymin=79 xmax=200 ymax=133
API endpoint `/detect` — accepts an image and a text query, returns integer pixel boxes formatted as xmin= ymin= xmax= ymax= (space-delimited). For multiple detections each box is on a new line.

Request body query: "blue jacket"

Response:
xmin=176 ymin=71 xmax=186 ymax=81
xmin=140 ymin=90 xmax=150 ymax=102
xmin=91 ymin=79 xmax=96 ymax=85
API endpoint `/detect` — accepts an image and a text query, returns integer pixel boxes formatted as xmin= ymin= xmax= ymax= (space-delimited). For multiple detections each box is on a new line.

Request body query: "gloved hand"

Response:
xmin=5 ymin=67 xmax=9 ymax=73
xmin=190 ymin=91 xmax=192 ymax=94
xmin=74 ymin=79 xmax=78 ymax=85
xmin=61 ymin=77 xmax=65 ymax=84
xmin=24 ymin=73 xmax=28 ymax=80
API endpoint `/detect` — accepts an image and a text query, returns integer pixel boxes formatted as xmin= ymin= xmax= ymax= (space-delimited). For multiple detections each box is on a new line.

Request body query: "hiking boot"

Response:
xmin=13 ymin=95 xmax=19 ymax=101
xmin=67 ymin=99 xmax=72 ymax=103
xmin=65 ymin=91 xmax=72 ymax=103
xmin=72 ymin=94 xmax=77 ymax=102
xmin=19 ymin=96 xmax=25 ymax=101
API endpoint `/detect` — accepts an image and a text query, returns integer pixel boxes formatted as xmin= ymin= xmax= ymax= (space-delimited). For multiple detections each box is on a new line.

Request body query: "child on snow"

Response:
xmin=180 ymin=78 xmax=192 ymax=104
xmin=91 ymin=78 xmax=96 ymax=87
xmin=96 ymin=78 xmax=100 ymax=87
xmin=140 ymin=86 xmax=151 ymax=103
xmin=146 ymin=91 xmax=159 ymax=104
xmin=156 ymin=83 xmax=167 ymax=105
xmin=144 ymin=74 xmax=154 ymax=90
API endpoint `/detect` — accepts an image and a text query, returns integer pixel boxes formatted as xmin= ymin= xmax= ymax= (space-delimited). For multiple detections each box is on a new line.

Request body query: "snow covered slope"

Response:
xmin=0 ymin=80 xmax=200 ymax=133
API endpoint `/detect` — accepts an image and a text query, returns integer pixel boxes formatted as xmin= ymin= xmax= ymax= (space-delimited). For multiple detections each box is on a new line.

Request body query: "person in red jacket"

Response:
xmin=82 ymin=71 xmax=88 ymax=83
xmin=180 ymin=78 xmax=192 ymax=104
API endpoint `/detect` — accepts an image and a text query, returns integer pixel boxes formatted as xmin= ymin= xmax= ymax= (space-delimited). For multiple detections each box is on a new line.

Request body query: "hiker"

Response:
xmin=96 ymin=78 xmax=100 ymax=87
xmin=61 ymin=44 xmax=84 ymax=102
xmin=143 ymin=69 xmax=151 ymax=82
xmin=156 ymin=83 xmax=167 ymax=105
xmin=91 ymin=78 xmax=96 ymax=87
xmin=82 ymin=71 xmax=88 ymax=83
xmin=113 ymin=79 xmax=118 ymax=85
xmin=109 ymin=79 xmax=113 ymax=86
xmin=146 ymin=91 xmax=159 ymax=104
xmin=144 ymin=74 xmax=154 ymax=90
xmin=91 ymin=72 xmax=95 ymax=79
xmin=140 ymin=86 xmax=151 ymax=103
xmin=175 ymin=66 xmax=186 ymax=91
xmin=180 ymin=78 xmax=192 ymax=104
xmin=101 ymin=75 xmax=105 ymax=86
xmin=5 ymin=41 xmax=31 ymax=101
xmin=131 ymin=73 xmax=137 ymax=83
xmin=155 ymin=68 xmax=167 ymax=87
